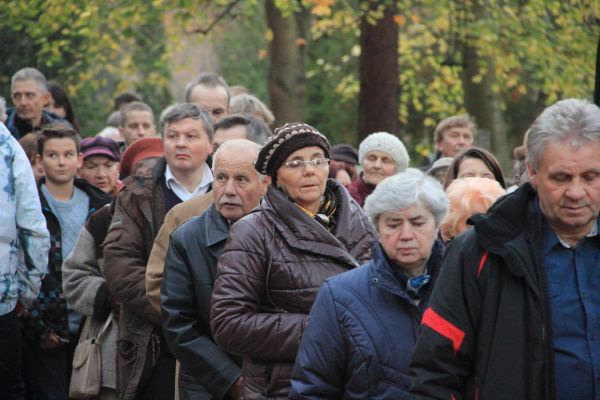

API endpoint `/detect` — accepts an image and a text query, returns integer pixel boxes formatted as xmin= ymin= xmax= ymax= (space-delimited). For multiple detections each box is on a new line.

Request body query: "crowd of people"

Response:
xmin=1 ymin=65 xmax=598 ymax=400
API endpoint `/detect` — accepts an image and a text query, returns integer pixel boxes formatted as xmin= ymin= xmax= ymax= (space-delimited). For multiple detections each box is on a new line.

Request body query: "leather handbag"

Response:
xmin=69 ymin=312 xmax=114 ymax=399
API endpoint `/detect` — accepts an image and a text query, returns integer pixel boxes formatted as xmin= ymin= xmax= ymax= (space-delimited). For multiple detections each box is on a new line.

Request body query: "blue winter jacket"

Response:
xmin=290 ymin=241 xmax=443 ymax=399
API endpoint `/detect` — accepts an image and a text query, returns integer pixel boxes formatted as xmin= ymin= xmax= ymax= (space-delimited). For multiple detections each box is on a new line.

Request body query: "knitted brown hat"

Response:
xmin=255 ymin=122 xmax=330 ymax=176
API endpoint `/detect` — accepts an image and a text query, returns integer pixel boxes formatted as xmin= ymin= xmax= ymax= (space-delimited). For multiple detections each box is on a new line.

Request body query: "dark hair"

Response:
xmin=444 ymin=147 xmax=506 ymax=189
xmin=37 ymin=123 xmax=81 ymax=156
xmin=160 ymin=103 xmax=213 ymax=140
xmin=47 ymin=82 xmax=80 ymax=132
xmin=114 ymin=92 xmax=142 ymax=111
xmin=213 ymin=113 xmax=272 ymax=145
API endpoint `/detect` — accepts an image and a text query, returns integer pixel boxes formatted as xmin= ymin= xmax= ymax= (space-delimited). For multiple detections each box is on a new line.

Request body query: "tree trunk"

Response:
xmin=358 ymin=0 xmax=399 ymax=140
xmin=265 ymin=0 xmax=310 ymax=127
xmin=461 ymin=43 xmax=511 ymax=169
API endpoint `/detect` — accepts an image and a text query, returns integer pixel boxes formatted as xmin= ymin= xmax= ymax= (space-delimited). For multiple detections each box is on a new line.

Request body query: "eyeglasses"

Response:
xmin=283 ymin=157 xmax=330 ymax=169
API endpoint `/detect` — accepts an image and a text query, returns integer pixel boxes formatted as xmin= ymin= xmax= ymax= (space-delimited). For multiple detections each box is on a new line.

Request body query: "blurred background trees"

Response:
xmin=1 ymin=0 xmax=597 ymax=168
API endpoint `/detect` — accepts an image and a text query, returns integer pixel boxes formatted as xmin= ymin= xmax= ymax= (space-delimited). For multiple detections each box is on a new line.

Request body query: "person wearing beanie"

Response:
xmin=79 ymin=136 xmax=123 ymax=196
xmin=119 ymin=136 xmax=164 ymax=177
xmin=329 ymin=144 xmax=359 ymax=187
xmin=347 ymin=131 xmax=410 ymax=207
xmin=211 ymin=122 xmax=378 ymax=399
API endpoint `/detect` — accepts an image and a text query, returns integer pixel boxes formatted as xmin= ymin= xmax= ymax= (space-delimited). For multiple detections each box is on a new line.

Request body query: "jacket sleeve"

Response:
xmin=211 ymin=219 xmax=308 ymax=362
xmin=161 ymin=233 xmax=240 ymax=400
xmin=409 ymin=233 xmax=483 ymax=400
xmin=290 ymin=281 xmax=346 ymax=399
xmin=103 ymin=187 xmax=161 ymax=326
xmin=146 ymin=208 xmax=178 ymax=314
xmin=62 ymin=227 xmax=105 ymax=317
xmin=349 ymin=203 xmax=378 ymax=265
xmin=14 ymin=140 xmax=49 ymax=308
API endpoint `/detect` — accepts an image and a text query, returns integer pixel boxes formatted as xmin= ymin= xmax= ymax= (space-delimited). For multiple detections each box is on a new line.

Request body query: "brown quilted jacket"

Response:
xmin=211 ymin=180 xmax=377 ymax=399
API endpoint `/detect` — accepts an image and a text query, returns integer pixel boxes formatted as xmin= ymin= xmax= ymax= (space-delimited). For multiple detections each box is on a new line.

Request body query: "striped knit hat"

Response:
xmin=255 ymin=122 xmax=330 ymax=177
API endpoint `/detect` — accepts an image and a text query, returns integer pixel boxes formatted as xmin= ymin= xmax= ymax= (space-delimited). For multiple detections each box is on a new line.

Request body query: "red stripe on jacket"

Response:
xmin=421 ymin=308 xmax=465 ymax=354
xmin=477 ymin=250 xmax=489 ymax=278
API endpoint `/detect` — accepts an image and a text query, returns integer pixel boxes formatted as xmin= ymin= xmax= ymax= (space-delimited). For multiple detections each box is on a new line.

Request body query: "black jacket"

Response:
xmin=290 ymin=241 xmax=443 ymax=399
xmin=22 ymin=178 xmax=111 ymax=341
xmin=161 ymin=203 xmax=240 ymax=400
xmin=409 ymin=183 xmax=555 ymax=400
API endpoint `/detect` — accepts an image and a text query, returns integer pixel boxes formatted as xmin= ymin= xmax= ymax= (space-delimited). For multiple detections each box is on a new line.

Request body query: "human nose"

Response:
xmin=565 ymin=179 xmax=587 ymax=202
xmin=399 ymin=224 xmax=415 ymax=240
xmin=223 ymin=178 xmax=237 ymax=195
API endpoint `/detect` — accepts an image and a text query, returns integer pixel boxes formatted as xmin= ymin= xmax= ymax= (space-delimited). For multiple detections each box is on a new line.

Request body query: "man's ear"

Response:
xmin=526 ymin=161 xmax=537 ymax=189
xmin=261 ymin=176 xmax=271 ymax=194
xmin=42 ymin=91 xmax=51 ymax=107
xmin=36 ymin=153 xmax=43 ymax=164
xmin=77 ymin=152 xmax=84 ymax=169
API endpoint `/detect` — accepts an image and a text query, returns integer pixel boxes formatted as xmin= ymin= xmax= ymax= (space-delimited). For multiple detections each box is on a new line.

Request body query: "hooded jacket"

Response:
xmin=210 ymin=179 xmax=377 ymax=399
xmin=409 ymin=184 xmax=556 ymax=400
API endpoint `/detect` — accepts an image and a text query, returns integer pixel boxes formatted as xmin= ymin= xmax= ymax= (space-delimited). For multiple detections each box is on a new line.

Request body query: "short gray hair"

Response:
xmin=527 ymin=98 xmax=600 ymax=171
xmin=364 ymin=168 xmax=448 ymax=228
xmin=11 ymin=67 xmax=48 ymax=92
xmin=0 ymin=96 xmax=6 ymax=122
xmin=184 ymin=72 xmax=231 ymax=104
xmin=231 ymin=94 xmax=275 ymax=125
xmin=160 ymin=103 xmax=214 ymax=140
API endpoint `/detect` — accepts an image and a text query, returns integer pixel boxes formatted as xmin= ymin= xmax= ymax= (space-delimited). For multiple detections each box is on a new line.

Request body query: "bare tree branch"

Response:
xmin=186 ymin=0 xmax=243 ymax=35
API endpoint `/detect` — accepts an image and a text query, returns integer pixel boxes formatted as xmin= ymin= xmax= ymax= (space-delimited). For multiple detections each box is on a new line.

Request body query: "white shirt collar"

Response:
xmin=164 ymin=163 xmax=213 ymax=202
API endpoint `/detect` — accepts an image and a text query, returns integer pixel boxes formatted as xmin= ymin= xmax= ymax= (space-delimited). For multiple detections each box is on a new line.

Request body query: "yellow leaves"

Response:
xmin=311 ymin=0 xmax=333 ymax=17
xmin=394 ymin=15 xmax=406 ymax=26
xmin=296 ymin=37 xmax=307 ymax=46
xmin=258 ymin=49 xmax=268 ymax=60
xmin=265 ymin=29 xmax=274 ymax=42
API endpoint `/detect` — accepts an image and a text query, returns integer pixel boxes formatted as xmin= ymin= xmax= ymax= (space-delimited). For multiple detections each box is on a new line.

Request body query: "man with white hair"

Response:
xmin=410 ymin=98 xmax=600 ymax=400
xmin=347 ymin=131 xmax=410 ymax=207
xmin=161 ymin=139 xmax=269 ymax=399
xmin=6 ymin=67 xmax=67 ymax=139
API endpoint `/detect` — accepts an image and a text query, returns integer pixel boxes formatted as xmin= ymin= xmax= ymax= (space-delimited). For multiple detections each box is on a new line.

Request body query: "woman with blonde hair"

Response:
xmin=440 ymin=177 xmax=506 ymax=242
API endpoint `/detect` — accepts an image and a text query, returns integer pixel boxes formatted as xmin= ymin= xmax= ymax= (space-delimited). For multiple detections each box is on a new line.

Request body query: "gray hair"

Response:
xmin=160 ymin=103 xmax=214 ymax=140
xmin=527 ymin=98 xmax=600 ymax=171
xmin=364 ymin=168 xmax=449 ymax=228
xmin=0 ymin=96 xmax=6 ymax=122
xmin=231 ymin=94 xmax=275 ymax=125
xmin=184 ymin=72 xmax=231 ymax=104
xmin=214 ymin=113 xmax=272 ymax=145
xmin=11 ymin=67 xmax=48 ymax=92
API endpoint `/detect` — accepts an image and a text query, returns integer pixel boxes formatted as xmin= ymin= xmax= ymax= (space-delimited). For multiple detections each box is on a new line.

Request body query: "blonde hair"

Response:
xmin=440 ymin=177 xmax=506 ymax=242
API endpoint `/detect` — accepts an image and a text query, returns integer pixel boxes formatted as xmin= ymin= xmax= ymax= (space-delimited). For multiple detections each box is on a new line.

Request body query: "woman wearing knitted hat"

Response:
xmin=347 ymin=131 xmax=410 ymax=207
xmin=211 ymin=122 xmax=378 ymax=399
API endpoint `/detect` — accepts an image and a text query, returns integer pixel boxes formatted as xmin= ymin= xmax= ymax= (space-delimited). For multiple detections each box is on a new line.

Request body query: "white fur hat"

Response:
xmin=358 ymin=132 xmax=410 ymax=172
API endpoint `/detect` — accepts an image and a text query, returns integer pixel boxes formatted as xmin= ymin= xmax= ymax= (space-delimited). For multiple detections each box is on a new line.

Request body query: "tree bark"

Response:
xmin=358 ymin=0 xmax=399 ymax=140
xmin=265 ymin=0 xmax=310 ymax=127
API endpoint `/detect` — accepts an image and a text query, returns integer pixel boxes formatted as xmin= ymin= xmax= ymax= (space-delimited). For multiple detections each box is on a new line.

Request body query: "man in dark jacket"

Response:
xmin=410 ymin=98 xmax=600 ymax=400
xmin=161 ymin=139 xmax=269 ymax=399
xmin=7 ymin=67 xmax=68 ymax=140
xmin=103 ymin=103 xmax=214 ymax=399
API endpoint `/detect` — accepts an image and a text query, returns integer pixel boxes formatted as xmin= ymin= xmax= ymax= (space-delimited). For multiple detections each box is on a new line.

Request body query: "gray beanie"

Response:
xmin=358 ymin=132 xmax=410 ymax=172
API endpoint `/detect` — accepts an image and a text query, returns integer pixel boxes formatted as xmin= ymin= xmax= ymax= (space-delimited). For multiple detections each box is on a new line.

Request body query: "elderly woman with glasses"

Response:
xmin=289 ymin=169 xmax=449 ymax=399
xmin=210 ymin=122 xmax=378 ymax=399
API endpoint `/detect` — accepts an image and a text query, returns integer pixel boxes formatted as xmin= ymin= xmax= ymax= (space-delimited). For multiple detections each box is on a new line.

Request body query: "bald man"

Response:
xmin=159 ymin=140 xmax=269 ymax=399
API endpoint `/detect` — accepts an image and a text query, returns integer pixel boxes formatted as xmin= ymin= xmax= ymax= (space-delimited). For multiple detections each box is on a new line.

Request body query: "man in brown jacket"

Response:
xmin=103 ymin=103 xmax=213 ymax=399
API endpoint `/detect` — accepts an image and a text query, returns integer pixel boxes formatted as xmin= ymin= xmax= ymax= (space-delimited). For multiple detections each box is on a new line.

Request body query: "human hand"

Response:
xmin=39 ymin=333 xmax=63 ymax=350
xmin=227 ymin=377 xmax=243 ymax=399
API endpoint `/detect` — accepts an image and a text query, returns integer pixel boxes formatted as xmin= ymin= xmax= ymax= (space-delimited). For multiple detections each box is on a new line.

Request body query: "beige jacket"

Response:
xmin=145 ymin=191 xmax=214 ymax=313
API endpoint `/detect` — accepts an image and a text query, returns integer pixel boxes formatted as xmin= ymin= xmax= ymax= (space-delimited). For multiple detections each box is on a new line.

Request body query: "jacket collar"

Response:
xmin=262 ymin=179 xmax=361 ymax=268
xmin=38 ymin=177 xmax=112 ymax=215
xmin=370 ymin=241 xmax=443 ymax=303
xmin=204 ymin=203 xmax=230 ymax=247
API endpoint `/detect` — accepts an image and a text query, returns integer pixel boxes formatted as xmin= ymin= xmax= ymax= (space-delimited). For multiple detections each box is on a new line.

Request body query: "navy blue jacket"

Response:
xmin=5 ymin=108 xmax=69 ymax=140
xmin=290 ymin=241 xmax=443 ymax=399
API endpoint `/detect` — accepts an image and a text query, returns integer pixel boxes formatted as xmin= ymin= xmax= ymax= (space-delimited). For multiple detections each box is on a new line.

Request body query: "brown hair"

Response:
xmin=37 ymin=123 xmax=81 ymax=156
xmin=444 ymin=147 xmax=506 ymax=189
xmin=434 ymin=115 xmax=476 ymax=144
